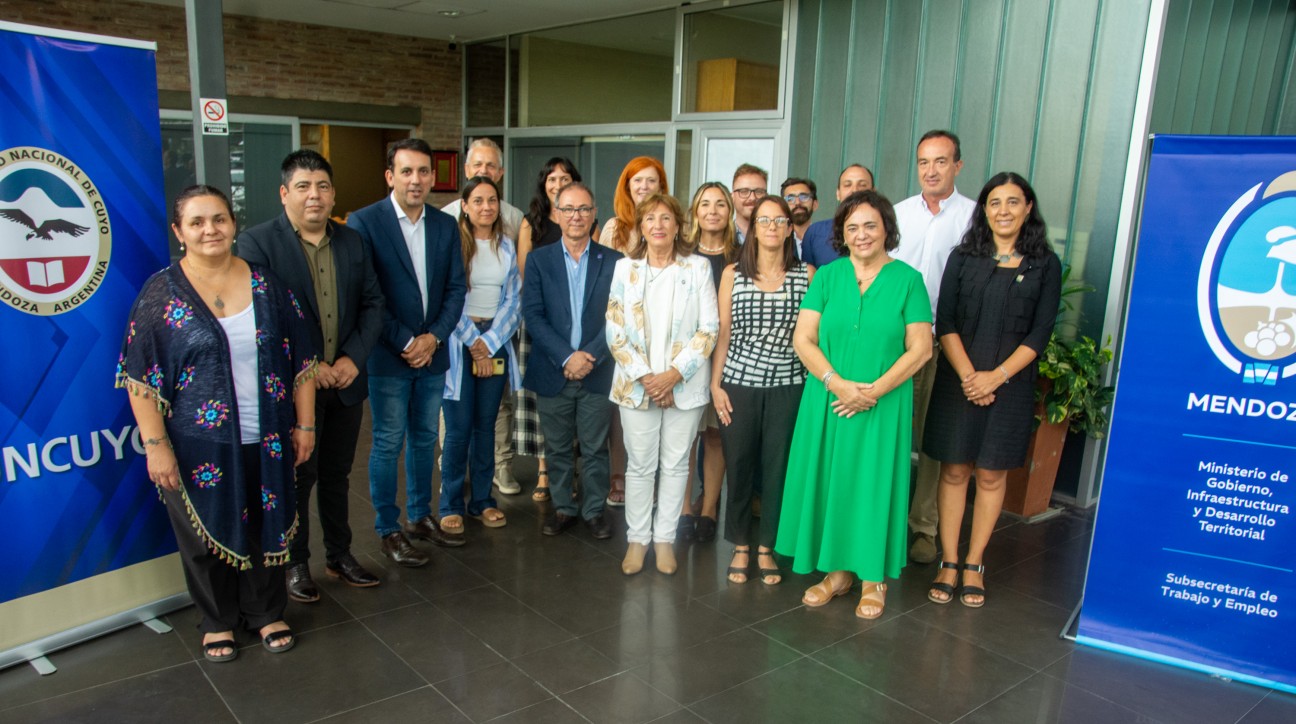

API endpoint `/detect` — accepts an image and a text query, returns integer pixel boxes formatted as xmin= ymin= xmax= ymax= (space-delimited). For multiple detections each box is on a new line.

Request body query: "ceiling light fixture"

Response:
xmin=437 ymin=10 xmax=463 ymax=18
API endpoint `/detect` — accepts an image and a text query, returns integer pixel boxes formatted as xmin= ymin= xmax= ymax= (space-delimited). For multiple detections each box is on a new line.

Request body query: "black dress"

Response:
xmin=923 ymin=250 xmax=1062 ymax=470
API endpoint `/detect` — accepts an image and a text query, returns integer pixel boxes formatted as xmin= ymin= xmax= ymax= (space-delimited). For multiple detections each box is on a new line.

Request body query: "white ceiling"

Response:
xmin=139 ymin=0 xmax=680 ymax=43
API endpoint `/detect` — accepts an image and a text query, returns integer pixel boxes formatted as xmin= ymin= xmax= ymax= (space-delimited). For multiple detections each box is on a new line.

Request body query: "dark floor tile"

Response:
xmin=434 ymin=661 xmax=552 ymax=722
xmin=956 ymin=671 xmax=1160 ymax=724
xmin=631 ymin=628 xmax=802 ymax=705
xmin=562 ymin=671 xmax=680 ymax=724
xmin=316 ymin=686 xmax=471 ymax=723
xmin=578 ymin=598 xmax=744 ymax=667
xmin=511 ymin=639 xmax=626 ymax=694
xmin=488 ymin=697 xmax=589 ymax=723
xmin=1238 ymin=690 xmax=1296 ymax=724
xmin=813 ymin=615 xmax=1033 ymax=722
xmin=496 ymin=561 xmax=690 ymax=636
xmin=433 ymin=585 xmax=575 ymax=658
xmin=750 ymin=598 xmax=878 ymax=655
xmin=907 ymin=586 xmax=1074 ymax=670
xmin=646 ymin=709 xmax=706 ymax=723
xmin=992 ymin=535 xmax=1090 ymax=610
xmin=362 ymin=602 xmax=505 ymax=683
xmin=0 ymin=662 xmax=232 ymax=724
xmin=1043 ymin=648 xmax=1267 ymax=724
xmin=0 ymin=621 xmax=195 ymax=710
xmin=442 ymin=522 xmax=610 ymax=584
xmin=202 ymin=620 xmax=425 ymax=723
xmin=690 ymin=657 xmax=932 ymax=724
xmin=392 ymin=549 xmax=494 ymax=601
xmin=695 ymin=565 xmax=819 ymax=625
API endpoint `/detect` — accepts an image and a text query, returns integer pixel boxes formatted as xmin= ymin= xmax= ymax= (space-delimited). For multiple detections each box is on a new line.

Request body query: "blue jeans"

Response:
xmin=368 ymin=373 xmax=444 ymax=536
xmin=440 ymin=345 xmax=506 ymax=517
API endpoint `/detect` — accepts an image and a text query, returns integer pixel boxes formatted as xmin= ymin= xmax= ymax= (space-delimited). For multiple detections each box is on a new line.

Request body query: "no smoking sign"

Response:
xmin=199 ymin=97 xmax=229 ymax=136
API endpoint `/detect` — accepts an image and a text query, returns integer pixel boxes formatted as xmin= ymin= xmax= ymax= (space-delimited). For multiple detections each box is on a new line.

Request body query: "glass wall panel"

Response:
xmin=514 ymin=11 xmax=674 ymax=127
xmin=465 ymin=40 xmax=508 ymax=128
xmin=508 ymin=136 xmax=666 ymax=229
xmin=682 ymin=0 xmax=784 ymax=114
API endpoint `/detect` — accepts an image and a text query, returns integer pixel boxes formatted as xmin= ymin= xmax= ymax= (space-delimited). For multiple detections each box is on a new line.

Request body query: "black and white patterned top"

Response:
xmin=721 ymin=262 xmax=810 ymax=387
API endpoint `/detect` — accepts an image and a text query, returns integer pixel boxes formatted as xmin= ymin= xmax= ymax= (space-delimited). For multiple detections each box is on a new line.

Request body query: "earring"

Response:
xmin=179 ymin=242 xmax=186 ymax=252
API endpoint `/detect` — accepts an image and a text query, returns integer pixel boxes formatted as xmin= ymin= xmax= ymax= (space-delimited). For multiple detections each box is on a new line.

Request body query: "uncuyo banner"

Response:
xmin=1079 ymin=135 xmax=1296 ymax=693
xmin=0 ymin=22 xmax=173 ymax=606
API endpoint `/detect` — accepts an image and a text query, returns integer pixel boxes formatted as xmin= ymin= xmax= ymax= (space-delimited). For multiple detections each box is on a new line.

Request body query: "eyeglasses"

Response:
xmin=557 ymin=206 xmax=595 ymax=217
xmin=754 ymin=216 xmax=790 ymax=228
xmin=732 ymin=187 xmax=767 ymax=200
xmin=784 ymin=193 xmax=814 ymax=204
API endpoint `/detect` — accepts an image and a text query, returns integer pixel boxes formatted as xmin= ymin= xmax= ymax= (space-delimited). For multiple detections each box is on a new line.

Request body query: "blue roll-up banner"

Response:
xmin=1080 ymin=135 xmax=1296 ymax=693
xmin=0 ymin=24 xmax=173 ymax=606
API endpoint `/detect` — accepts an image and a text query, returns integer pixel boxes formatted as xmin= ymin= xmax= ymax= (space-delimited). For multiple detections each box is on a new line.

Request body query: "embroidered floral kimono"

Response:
xmin=116 ymin=263 xmax=318 ymax=570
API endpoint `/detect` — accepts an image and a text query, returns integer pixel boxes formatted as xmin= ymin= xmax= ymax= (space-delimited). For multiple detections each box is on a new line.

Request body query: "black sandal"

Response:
xmin=960 ymin=562 xmax=987 ymax=608
xmin=531 ymin=471 xmax=551 ymax=502
xmin=757 ymin=548 xmax=781 ymax=586
xmin=928 ymin=561 xmax=959 ymax=604
xmin=203 ymin=638 xmax=238 ymax=663
xmin=727 ymin=546 xmax=750 ymax=583
xmin=260 ymin=627 xmax=296 ymax=653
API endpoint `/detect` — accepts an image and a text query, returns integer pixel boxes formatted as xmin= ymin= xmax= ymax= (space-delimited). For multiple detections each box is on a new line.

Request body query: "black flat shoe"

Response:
xmin=584 ymin=513 xmax=613 ymax=540
xmin=676 ymin=514 xmax=695 ymax=541
xmin=543 ymin=511 xmax=578 ymax=536
xmin=381 ymin=532 xmax=429 ymax=567
xmin=694 ymin=515 xmax=717 ymax=542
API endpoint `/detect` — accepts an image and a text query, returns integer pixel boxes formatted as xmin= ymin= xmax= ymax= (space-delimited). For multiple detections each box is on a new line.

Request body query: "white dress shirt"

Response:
xmin=390 ymin=193 xmax=428 ymax=316
xmin=891 ymin=188 xmax=977 ymax=322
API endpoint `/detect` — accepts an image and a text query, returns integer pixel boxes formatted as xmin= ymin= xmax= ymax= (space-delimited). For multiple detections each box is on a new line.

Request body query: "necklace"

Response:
xmin=698 ymin=241 xmax=725 ymax=254
xmin=994 ymin=250 xmax=1022 ymax=264
xmin=184 ymin=257 xmax=233 ymax=310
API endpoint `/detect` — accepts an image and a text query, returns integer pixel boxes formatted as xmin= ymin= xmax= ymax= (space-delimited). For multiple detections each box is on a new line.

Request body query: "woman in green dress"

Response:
xmin=776 ymin=190 xmax=933 ymax=619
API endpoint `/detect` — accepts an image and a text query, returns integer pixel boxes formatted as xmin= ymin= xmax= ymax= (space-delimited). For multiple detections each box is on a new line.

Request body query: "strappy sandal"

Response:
xmin=928 ymin=560 xmax=959 ymax=604
xmin=727 ymin=546 xmax=750 ymax=584
xmin=856 ymin=581 xmax=887 ymax=619
xmin=802 ymin=572 xmax=852 ymax=607
xmin=531 ymin=471 xmax=550 ymax=502
xmin=960 ymin=563 xmax=987 ymax=608
xmin=756 ymin=548 xmax=781 ymax=586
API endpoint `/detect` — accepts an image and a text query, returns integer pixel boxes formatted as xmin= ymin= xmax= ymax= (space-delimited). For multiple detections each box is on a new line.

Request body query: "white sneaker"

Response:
xmin=495 ymin=466 xmax=521 ymax=495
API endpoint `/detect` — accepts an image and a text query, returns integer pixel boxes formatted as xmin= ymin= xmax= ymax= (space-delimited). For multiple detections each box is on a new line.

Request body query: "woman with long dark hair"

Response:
xmin=439 ymin=176 xmax=521 ymax=535
xmin=711 ymin=195 xmax=812 ymax=584
xmin=923 ymin=172 xmax=1061 ymax=609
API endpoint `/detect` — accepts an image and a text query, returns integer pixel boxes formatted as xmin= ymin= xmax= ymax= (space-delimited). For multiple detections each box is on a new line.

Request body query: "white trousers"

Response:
xmin=619 ymin=403 xmax=705 ymax=544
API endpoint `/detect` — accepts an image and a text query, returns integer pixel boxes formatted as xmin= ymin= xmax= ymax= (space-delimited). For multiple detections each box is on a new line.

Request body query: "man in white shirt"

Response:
xmin=891 ymin=130 xmax=977 ymax=564
xmin=440 ymin=138 xmax=524 ymax=495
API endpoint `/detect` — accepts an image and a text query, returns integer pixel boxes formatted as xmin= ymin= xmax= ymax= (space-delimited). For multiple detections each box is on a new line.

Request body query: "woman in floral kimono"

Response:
xmin=117 ymin=186 xmax=317 ymax=662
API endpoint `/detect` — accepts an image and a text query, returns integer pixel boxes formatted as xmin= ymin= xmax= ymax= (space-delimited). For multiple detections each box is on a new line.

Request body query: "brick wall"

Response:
xmin=0 ymin=0 xmax=463 ymax=151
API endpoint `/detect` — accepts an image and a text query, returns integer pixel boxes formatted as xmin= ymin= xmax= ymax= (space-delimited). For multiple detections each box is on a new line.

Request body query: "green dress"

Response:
xmin=774 ymin=258 xmax=931 ymax=581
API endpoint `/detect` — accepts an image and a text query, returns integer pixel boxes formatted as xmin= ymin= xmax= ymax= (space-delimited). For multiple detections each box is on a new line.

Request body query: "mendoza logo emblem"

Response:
xmin=0 ymin=146 xmax=111 ymax=316
xmin=1198 ymin=171 xmax=1296 ymax=385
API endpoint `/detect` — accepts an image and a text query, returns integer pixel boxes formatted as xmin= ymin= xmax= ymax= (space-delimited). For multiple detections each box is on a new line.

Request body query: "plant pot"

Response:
xmin=1005 ymin=412 xmax=1069 ymax=518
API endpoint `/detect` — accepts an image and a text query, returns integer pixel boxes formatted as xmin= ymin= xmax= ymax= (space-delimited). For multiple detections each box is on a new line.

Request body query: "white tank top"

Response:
xmin=218 ymin=302 xmax=261 ymax=444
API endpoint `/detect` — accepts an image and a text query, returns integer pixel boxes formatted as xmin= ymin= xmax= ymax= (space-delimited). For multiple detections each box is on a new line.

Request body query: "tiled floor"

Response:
xmin=4 ymin=420 xmax=1296 ymax=723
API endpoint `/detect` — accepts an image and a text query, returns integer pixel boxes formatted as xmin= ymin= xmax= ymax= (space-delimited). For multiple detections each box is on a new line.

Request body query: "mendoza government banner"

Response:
xmin=1079 ymin=135 xmax=1296 ymax=693
xmin=0 ymin=22 xmax=178 ymax=655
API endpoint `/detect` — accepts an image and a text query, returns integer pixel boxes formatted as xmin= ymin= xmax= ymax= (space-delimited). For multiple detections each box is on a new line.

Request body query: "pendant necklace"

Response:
xmin=186 ymin=257 xmax=231 ymax=310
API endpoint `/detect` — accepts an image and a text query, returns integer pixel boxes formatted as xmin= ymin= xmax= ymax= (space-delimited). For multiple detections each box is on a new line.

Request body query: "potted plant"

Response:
xmin=1004 ymin=268 xmax=1115 ymax=519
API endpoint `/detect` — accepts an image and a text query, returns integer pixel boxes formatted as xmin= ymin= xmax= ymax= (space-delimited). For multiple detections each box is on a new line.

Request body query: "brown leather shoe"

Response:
xmin=404 ymin=516 xmax=466 ymax=548
xmin=381 ymin=532 xmax=429 ymax=567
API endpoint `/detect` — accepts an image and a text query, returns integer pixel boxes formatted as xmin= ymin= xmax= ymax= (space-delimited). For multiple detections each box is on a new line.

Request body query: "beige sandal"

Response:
xmin=473 ymin=508 xmax=507 ymax=528
xmin=856 ymin=581 xmax=887 ymax=620
xmin=440 ymin=514 xmax=465 ymax=535
xmin=802 ymin=572 xmax=852 ymax=607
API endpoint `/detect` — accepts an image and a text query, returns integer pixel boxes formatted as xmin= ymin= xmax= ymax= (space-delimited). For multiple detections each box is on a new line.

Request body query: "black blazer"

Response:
xmin=521 ymin=240 xmax=621 ymax=397
xmin=935 ymin=248 xmax=1062 ymax=365
xmin=237 ymin=212 xmax=385 ymax=407
xmin=347 ymin=197 xmax=467 ymax=378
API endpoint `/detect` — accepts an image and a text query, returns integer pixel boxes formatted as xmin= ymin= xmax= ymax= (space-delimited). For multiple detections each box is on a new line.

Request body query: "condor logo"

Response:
xmin=0 ymin=146 xmax=111 ymax=316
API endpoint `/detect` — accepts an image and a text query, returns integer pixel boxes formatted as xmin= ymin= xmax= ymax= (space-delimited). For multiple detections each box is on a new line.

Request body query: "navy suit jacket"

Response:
xmin=522 ymin=240 xmax=621 ymax=397
xmin=237 ymin=212 xmax=385 ymax=406
xmin=347 ymin=196 xmax=467 ymax=378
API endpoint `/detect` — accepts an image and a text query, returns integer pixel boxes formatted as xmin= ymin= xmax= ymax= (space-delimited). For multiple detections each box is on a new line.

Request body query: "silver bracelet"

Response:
xmin=296 ymin=424 xmax=317 ymax=432
xmin=821 ymin=369 xmax=837 ymax=386
xmin=998 ymin=366 xmax=1010 ymax=384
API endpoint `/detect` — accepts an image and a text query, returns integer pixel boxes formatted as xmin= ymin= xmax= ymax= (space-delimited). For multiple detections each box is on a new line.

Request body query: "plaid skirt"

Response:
xmin=514 ymin=326 xmax=545 ymax=458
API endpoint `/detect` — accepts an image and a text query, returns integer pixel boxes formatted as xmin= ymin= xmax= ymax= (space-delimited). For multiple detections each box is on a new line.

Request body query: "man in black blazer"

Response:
xmin=238 ymin=149 xmax=386 ymax=601
xmin=347 ymin=139 xmax=467 ymax=568
xmin=522 ymin=182 xmax=621 ymax=540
